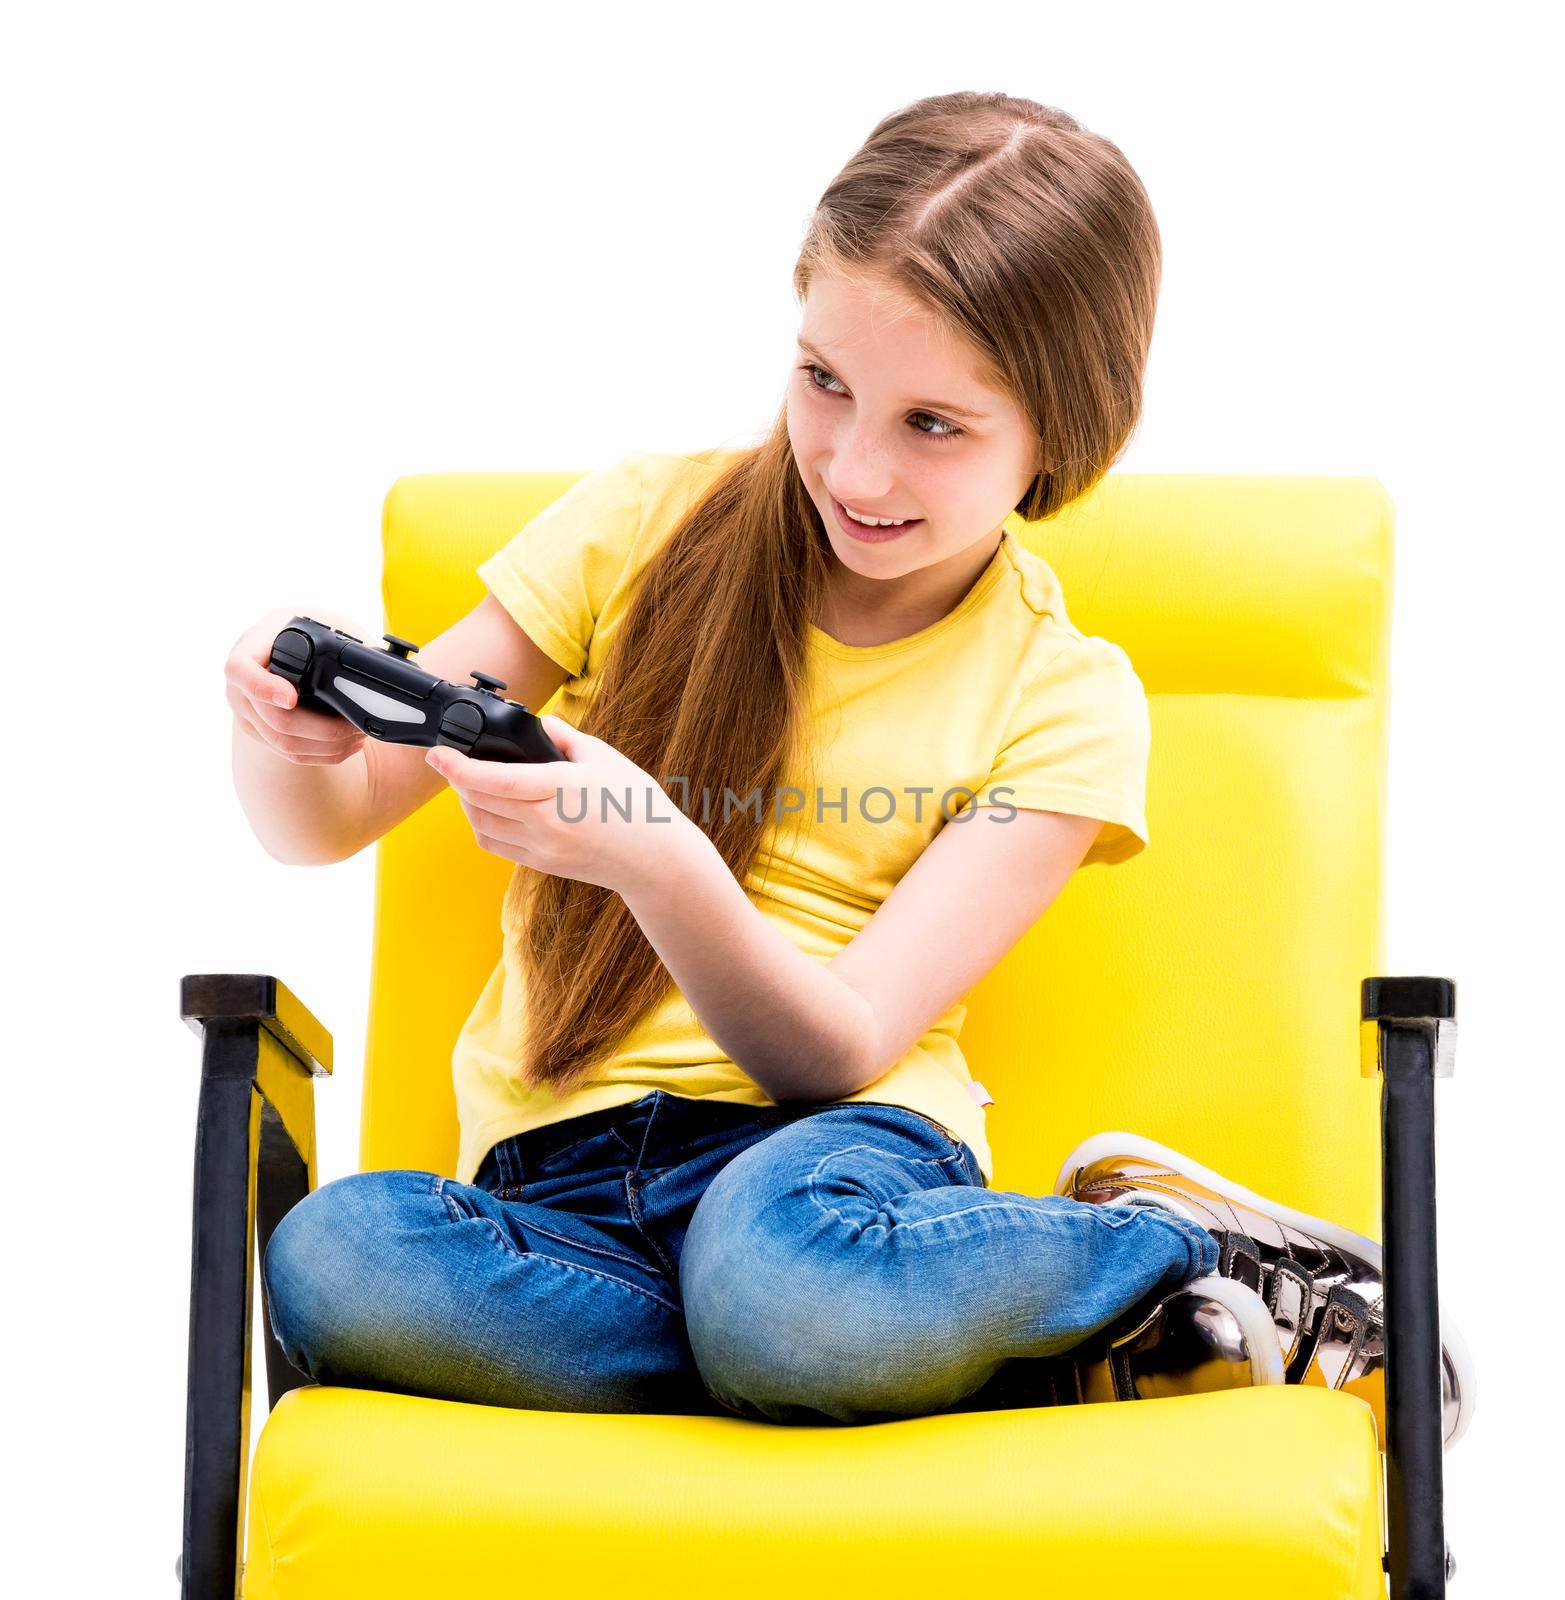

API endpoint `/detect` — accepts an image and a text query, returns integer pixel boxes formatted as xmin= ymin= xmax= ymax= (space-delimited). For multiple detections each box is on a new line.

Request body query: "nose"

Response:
xmin=823 ymin=421 xmax=900 ymax=506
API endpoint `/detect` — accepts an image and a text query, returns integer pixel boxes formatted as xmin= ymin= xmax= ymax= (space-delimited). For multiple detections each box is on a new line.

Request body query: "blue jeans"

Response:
xmin=263 ymin=1092 xmax=1219 ymax=1425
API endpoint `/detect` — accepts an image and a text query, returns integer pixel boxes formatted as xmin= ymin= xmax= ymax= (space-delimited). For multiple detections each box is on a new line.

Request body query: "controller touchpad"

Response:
xmin=333 ymin=676 xmax=428 ymax=724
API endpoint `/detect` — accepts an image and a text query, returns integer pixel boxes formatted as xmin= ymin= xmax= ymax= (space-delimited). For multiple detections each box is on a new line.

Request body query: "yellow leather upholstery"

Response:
xmin=243 ymin=468 xmax=1393 ymax=1595
xmin=247 ymin=1386 xmax=1385 ymax=1596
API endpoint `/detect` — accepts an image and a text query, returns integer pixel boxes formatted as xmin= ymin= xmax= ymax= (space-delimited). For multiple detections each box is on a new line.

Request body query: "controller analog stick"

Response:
xmin=383 ymin=634 xmax=420 ymax=659
xmin=470 ymin=670 xmax=508 ymax=694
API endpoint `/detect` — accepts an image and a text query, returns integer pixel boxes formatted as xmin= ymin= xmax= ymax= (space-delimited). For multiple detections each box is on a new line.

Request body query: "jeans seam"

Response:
xmin=623 ymin=1090 xmax=664 ymax=1173
xmin=502 ymin=1210 xmax=656 ymax=1275
xmin=1089 ymin=1203 xmax=1214 ymax=1265
xmin=805 ymin=1140 xmax=971 ymax=1229
xmin=805 ymin=1164 xmax=1161 ymax=1236
xmin=527 ymin=1124 xmax=632 ymax=1173
xmin=888 ymin=1105 xmax=964 ymax=1155
xmin=822 ymin=1102 xmax=968 ymax=1162
xmin=435 ymin=1176 xmax=658 ymax=1278
xmin=625 ymin=1170 xmax=680 ymax=1280
xmin=479 ymin=1218 xmax=685 ymax=1315
xmin=1143 ymin=1210 xmax=1218 ymax=1275
xmin=497 ymin=1139 xmax=520 ymax=1191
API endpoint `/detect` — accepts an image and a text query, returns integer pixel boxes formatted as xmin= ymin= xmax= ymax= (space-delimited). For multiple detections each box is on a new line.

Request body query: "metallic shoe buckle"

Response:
xmin=1264 ymin=1254 xmax=1317 ymax=1366
xmin=1285 ymin=1280 xmax=1375 ymax=1386
xmin=1217 ymin=1229 xmax=1263 ymax=1294
xmin=1320 ymin=1284 xmax=1375 ymax=1386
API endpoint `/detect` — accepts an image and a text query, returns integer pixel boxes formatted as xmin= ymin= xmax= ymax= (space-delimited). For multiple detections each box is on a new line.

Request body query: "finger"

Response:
xmin=234 ymin=708 xmax=360 ymax=763
xmin=469 ymin=791 xmax=563 ymax=838
xmin=231 ymin=657 xmax=300 ymax=711
xmin=233 ymin=709 xmax=269 ymax=747
xmin=463 ymin=803 xmax=536 ymax=861
xmin=427 ymin=746 xmax=574 ymax=803
xmin=473 ymin=829 xmax=536 ymax=866
xmin=277 ymin=748 xmax=361 ymax=765
xmin=225 ymin=656 xmax=345 ymax=735
xmin=463 ymin=802 xmax=518 ymax=845
xmin=537 ymin=713 xmax=580 ymax=755
xmin=227 ymin=683 xmax=365 ymax=747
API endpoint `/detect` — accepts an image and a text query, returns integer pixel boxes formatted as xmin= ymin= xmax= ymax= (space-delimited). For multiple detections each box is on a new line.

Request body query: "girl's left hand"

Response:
xmin=425 ymin=713 xmax=692 ymax=896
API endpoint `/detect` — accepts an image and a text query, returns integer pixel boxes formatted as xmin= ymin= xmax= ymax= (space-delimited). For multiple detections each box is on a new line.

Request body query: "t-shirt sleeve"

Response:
xmin=972 ymin=636 xmax=1152 ymax=866
xmin=475 ymin=453 xmax=646 ymax=678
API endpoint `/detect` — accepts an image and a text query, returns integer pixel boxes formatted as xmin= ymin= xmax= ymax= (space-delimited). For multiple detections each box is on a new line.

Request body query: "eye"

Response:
xmin=798 ymin=362 xmax=966 ymax=444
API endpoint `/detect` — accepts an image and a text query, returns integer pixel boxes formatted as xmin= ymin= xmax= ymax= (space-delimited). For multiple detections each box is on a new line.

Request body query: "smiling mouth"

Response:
xmin=835 ymin=497 xmax=916 ymax=524
xmin=828 ymin=494 xmax=923 ymax=542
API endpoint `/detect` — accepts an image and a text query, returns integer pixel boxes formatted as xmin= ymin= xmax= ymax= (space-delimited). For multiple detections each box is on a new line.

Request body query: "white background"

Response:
xmin=6 ymin=1 xmax=1558 ymax=1590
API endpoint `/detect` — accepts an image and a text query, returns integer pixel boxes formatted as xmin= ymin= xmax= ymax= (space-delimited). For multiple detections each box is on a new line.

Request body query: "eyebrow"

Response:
xmin=796 ymin=339 xmax=991 ymax=423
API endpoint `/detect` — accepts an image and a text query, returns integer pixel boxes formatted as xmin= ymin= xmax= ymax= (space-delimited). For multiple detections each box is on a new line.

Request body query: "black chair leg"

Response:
xmin=176 ymin=976 xmax=331 ymax=1600
xmin=1364 ymin=976 xmax=1456 ymax=1597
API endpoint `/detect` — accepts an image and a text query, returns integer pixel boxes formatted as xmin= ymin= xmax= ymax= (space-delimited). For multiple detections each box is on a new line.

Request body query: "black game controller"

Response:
xmin=267 ymin=616 xmax=566 ymax=763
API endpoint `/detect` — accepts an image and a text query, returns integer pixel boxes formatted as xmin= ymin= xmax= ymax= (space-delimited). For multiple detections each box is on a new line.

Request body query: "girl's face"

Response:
xmin=787 ymin=271 xmax=1040 ymax=582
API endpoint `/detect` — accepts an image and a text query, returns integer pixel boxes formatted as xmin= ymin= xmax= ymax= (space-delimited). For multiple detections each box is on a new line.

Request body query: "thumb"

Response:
xmin=540 ymin=712 xmax=593 ymax=757
xmin=425 ymin=744 xmax=472 ymax=779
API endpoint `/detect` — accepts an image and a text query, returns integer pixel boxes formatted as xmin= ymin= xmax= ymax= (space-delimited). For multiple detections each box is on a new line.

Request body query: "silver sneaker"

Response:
xmin=1040 ymin=1273 xmax=1284 ymax=1407
xmin=1053 ymin=1130 xmax=1475 ymax=1451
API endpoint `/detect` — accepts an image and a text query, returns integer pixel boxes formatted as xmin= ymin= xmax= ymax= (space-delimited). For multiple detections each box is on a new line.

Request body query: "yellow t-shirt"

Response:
xmin=450 ymin=447 xmax=1151 ymax=1186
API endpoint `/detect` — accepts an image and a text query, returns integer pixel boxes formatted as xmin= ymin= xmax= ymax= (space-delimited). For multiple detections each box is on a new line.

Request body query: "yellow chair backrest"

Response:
xmin=365 ymin=468 xmax=1391 ymax=1238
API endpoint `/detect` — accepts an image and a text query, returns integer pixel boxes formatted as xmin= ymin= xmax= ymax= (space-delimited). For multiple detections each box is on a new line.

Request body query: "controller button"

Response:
xmin=470 ymin=670 xmax=508 ymax=694
xmin=383 ymin=633 xmax=419 ymax=658
xmin=440 ymin=703 xmax=485 ymax=741
xmin=331 ymin=627 xmax=364 ymax=642
xmin=270 ymin=633 xmax=311 ymax=673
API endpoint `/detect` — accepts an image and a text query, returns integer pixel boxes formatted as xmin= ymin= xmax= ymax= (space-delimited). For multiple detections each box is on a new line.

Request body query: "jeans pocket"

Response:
xmin=527 ymin=1123 xmax=639 ymax=1180
xmin=877 ymin=1103 xmax=965 ymax=1157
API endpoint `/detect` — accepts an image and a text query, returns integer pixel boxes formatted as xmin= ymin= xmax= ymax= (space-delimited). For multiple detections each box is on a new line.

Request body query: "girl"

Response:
xmin=238 ymin=91 xmax=1455 ymax=1431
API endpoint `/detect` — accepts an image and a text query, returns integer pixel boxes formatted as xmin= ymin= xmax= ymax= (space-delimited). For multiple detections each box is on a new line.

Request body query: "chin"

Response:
xmin=830 ymin=532 xmax=914 ymax=575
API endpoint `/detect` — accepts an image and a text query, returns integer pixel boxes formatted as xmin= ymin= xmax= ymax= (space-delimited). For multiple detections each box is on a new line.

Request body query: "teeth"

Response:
xmin=842 ymin=504 xmax=911 ymax=527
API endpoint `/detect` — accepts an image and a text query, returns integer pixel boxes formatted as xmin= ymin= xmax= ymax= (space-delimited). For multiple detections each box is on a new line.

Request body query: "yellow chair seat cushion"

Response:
xmin=244 ymin=1382 xmax=1385 ymax=1598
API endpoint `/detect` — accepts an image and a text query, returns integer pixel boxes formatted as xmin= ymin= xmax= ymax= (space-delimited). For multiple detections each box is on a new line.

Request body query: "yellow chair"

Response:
xmin=178 ymin=468 xmax=1461 ymax=1597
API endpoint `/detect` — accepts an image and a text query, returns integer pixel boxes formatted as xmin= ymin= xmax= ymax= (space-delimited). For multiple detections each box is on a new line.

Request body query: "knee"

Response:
xmin=679 ymin=1162 xmax=942 ymax=1424
xmin=262 ymin=1169 xmax=438 ymax=1376
xmin=683 ymin=1257 xmax=939 ymax=1422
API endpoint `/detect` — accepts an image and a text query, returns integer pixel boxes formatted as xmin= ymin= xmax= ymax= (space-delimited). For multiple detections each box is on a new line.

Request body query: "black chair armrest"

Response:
xmin=176 ymin=974 xmax=333 ymax=1600
xmin=1362 ymin=975 xmax=1458 ymax=1597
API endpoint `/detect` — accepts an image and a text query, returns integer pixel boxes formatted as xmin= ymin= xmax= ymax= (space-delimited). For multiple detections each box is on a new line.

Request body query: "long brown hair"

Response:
xmin=508 ymin=91 xmax=1162 ymax=1095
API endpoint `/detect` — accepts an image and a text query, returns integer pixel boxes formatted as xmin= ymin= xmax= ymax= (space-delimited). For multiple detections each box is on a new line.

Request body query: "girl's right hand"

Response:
xmin=225 ymin=606 xmax=370 ymax=766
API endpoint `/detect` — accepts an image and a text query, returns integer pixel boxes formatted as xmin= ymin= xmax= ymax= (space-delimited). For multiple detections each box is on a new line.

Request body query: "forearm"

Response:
xmin=231 ymin=722 xmax=371 ymax=866
xmin=618 ymin=821 xmax=878 ymax=1102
